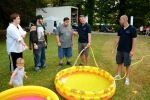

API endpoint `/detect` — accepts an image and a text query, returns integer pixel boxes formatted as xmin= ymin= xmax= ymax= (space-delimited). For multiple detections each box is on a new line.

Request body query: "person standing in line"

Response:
xmin=73 ymin=15 xmax=92 ymax=66
xmin=139 ymin=25 xmax=143 ymax=35
xmin=143 ymin=26 xmax=146 ymax=35
xmin=6 ymin=13 xmax=28 ymax=72
xmin=145 ymin=26 xmax=150 ymax=36
xmin=30 ymin=15 xmax=48 ymax=72
xmin=112 ymin=15 xmax=137 ymax=85
xmin=56 ymin=17 xmax=73 ymax=68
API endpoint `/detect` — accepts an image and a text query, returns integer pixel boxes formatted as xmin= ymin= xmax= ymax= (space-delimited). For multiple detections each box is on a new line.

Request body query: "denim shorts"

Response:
xmin=58 ymin=47 xmax=72 ymax=59
xmin=116 ymin=51 xmax=131 ymax=66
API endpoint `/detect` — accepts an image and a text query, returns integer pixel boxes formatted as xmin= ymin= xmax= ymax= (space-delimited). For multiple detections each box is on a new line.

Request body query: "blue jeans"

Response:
xmin=34 ymin=45 xmax=46 ymax=69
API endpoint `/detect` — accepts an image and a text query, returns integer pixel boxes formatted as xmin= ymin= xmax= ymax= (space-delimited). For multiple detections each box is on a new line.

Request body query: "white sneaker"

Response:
xmin=125 ymin=78 xmax=129 ymax=85
xmin=114 ymin=75 xmax=121 ymax=79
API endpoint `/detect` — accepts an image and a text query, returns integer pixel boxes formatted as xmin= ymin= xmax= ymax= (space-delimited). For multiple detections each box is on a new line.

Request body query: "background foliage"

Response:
xmin=0 ymin=0 xmax=150 ymax=29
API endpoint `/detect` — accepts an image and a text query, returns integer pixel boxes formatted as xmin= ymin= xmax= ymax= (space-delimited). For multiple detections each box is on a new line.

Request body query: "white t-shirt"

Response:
xmin=6 ymin=23 xmax=25 ymax=54
xmin=140 ymin=26 xmax=143 ymax=31
xmin=18 ymin=24 xmax=27 ymax=35
xmin=37 ymin=26 xmax=45 ymax=41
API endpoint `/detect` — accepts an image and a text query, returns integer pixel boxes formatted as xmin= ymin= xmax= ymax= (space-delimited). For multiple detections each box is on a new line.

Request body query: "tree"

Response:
xmin=84 ymin=0 xmax=95 ymax=26
xmin=115 ymin=0 xmax=150 ymax=27
xmin=64 ymin=0 xmax=96 ymax=26
xmin=0 ymin=0 xmax=51 ymax=29
xmin=95 ymin=0 xmax=116 ymax=27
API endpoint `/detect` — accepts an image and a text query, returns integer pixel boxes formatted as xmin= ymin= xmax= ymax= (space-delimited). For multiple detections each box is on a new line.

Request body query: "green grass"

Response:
xmin=0 ymin=32 xmax=150 ymax=100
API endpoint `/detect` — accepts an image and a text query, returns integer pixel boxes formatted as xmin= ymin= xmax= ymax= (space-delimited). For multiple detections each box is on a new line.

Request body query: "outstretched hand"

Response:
xmin=9 ymin=81 xmax=13 ymax=86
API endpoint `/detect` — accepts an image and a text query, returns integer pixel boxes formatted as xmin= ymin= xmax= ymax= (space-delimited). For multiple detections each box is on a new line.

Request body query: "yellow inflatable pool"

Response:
xmin=0 ymin=86 xmax=59 ymax=100
xmin=55 ymin=66 xmax=116 ymax=100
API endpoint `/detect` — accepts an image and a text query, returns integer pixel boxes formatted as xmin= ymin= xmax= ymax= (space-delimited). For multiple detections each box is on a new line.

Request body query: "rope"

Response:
xmin=90 ymin=47 xmax=99 ymax=68
xmin=66 ymin=46 xmax=88 ymax=80
xmin=115 ymin=55 xmax=150 ymax=81
xmin=114 ymin=42 xmax=150 ymax=80
xmin=63 ymin=43 xmax=150 ymax=82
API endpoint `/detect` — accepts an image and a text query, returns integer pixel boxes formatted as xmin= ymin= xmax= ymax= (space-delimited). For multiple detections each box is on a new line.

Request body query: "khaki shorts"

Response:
xmin=78 ymin=42 xmax=89 ymax=56
xmin=13 ymin=83 xmax=23 ymax=87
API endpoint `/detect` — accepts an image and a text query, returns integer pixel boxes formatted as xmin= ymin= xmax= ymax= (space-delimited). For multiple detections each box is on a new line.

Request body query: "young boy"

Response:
xmin=9 ymin=58 xmax=28 ymax=87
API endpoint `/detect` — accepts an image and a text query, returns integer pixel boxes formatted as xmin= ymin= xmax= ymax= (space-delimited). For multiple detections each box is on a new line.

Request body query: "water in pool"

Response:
xmin=62 ymin=73 xmax=111 ymax=91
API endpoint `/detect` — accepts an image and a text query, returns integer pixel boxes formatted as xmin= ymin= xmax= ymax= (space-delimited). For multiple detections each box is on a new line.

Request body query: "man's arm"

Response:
xmin=129 ymin=38 xmax=136 ymax=57
xmin=30 ymin=26 xmax=38 ymax=49
xmin=18 ymin=24 xmax=27 ymax=38
xmin=55 ymin=26 xmax=61 ymax=46
xmin=56 ymin=35 xmax=61 ymax=46
xmin=72 ymin=34 xmax=74 ymax=46
xmin=87 ymin=33 xmax=91 ymax=47
xmin=19 ymin=40 xmax=28 ymax=50
xmin=112 ymin=36 xmax=120 ymax=53
xmin=72 ymin=30 xmax=78 ymax=35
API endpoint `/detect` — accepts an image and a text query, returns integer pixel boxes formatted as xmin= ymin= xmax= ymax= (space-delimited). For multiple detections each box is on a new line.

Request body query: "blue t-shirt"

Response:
xmin=117 ymin=25 xmax=137 ymax=53
xmin=76 ymin=23 xmax=91 ymax=43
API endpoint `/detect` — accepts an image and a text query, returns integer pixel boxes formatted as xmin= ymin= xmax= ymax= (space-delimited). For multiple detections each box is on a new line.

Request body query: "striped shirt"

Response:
xmin=6 ymin=23 xmax=25 ymax=54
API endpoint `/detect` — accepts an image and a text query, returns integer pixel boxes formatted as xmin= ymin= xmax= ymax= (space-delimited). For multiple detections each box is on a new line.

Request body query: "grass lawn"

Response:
xmin=0 ymin=32 xmax=150 ymax=100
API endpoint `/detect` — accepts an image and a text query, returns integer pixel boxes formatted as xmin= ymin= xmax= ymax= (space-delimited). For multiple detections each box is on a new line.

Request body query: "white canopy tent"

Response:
xmin=43 ymin=16 xmax=62 ymax=33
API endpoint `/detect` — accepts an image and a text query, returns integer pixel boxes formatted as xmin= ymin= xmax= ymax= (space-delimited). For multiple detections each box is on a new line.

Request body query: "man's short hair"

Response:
xmin=10 ymin=13 xmax=19 ymax=22
xmin=63 ymin=17 xmax=69 ymax=22
xmin=36 ymin=15 xmax=43 ymax=21
xmin=79 ymin=15 xmax=85 ymax=18
xmin=121 ymin=15 xmax=128 ymax=21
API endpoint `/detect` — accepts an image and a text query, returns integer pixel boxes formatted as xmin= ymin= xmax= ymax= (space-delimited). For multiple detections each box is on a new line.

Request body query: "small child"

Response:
xmin=9 ymin=58 xmax=28 ymax=87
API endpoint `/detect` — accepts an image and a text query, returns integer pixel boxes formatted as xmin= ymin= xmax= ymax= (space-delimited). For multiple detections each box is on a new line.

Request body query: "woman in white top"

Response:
xmin=6 ymin=13 xmax=28 ymax=72
xmin=139 ymin=25 xmax=143 ymax=35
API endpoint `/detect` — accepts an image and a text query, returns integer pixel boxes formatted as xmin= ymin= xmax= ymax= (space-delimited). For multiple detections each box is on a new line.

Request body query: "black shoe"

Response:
xmin=58 ymin=63 xmax=63 ymax=68
xmin=67 ymin=61 xmax=73 ymax=66
xmin=79 ymin=63 xmax=84 ymax=66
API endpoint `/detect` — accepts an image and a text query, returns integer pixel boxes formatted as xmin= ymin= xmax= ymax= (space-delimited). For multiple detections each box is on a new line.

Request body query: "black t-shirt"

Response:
xmin=117 ymin=25 xmax=137 ymax=53
xmin=76 ymin=23 xmax=91 ymax=43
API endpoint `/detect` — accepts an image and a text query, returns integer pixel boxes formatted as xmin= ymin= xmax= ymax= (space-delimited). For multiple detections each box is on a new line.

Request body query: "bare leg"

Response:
xmin=85 ymin=56 xmax=89 ymax=66
xmin=126 ymin=66 xmax=130 ymax=78
xmin=117 ymin=64 xmax=123 ymax=76
xmin=66 ymin=58 xmax=70 ymax=62
xmin=80 ymin=54 xmax=84 ymax=65
xmin=60 ymin=59 xmax=63 ymax=63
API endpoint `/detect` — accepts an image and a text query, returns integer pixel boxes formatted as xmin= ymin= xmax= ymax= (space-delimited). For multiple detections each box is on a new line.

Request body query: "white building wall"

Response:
xmin=36 ymin=6 xmax=73 ymax=20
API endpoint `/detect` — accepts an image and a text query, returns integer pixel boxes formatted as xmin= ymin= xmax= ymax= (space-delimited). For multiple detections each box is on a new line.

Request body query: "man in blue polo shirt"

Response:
xmin=73 ymin=15 xmax=91 ymax=66
xmin=112 ymin=15 xmax=137 ymax=85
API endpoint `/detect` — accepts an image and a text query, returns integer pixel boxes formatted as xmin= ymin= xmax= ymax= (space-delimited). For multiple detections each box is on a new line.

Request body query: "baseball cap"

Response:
xmin=36 ymin=15 xmax=43 ymax=20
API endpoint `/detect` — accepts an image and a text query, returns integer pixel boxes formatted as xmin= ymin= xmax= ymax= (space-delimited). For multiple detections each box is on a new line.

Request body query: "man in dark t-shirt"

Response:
xmin=73 ymin=15 xmax=91 ymax=66
xmin=112 ymin=15 xmax=137 ymax=85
